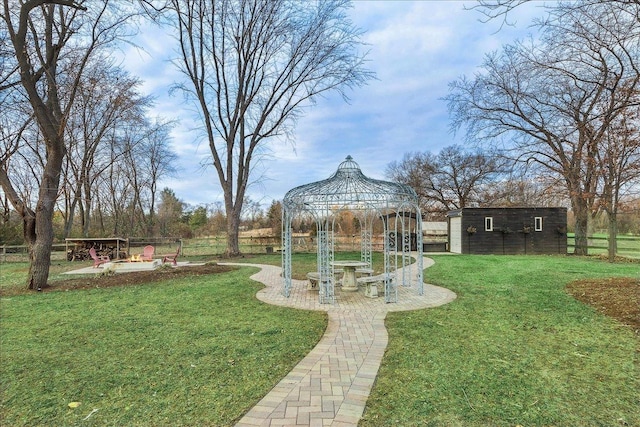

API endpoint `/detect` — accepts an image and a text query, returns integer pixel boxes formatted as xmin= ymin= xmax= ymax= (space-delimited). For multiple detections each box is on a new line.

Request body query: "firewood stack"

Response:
xmin=67 ymin=244 xmax=126 ymax=261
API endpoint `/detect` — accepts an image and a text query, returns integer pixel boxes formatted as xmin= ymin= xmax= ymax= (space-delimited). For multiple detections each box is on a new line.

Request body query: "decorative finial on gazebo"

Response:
xmin=337 ymin=155 xmax=360 ymax=175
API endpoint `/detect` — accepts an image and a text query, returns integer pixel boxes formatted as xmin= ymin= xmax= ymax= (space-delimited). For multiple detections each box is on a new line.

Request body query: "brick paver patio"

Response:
xmin=220 ymin=257 xmax=456 ymax=427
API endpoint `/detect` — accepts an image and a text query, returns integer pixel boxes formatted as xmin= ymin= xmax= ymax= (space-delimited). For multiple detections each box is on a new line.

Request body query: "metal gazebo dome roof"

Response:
xmin=283 ymin=155 xmax=418 ymax=212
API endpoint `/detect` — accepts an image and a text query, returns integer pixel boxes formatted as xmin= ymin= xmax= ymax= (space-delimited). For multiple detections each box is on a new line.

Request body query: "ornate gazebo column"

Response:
xmin=316 ymin=214 xmax=335 ymax=304
xmin=382 ymin=217 xmax=395 ymax=303
xmin=359 ymin=212 xmax=374 ymax=268
xmin=282 ymin=206 xmax=293 ymax=297
xmin=415 ymin=211 xmax=424 ymax=295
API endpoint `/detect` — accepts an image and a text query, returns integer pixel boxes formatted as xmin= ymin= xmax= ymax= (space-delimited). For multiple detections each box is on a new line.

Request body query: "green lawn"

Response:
xmin=0 ymin=267 xmax=327 ymax=426
xmin=361 ymin=255 xmax=639 ymax=427
xmin=1 ymin=254 xmax=638 ymax=426
xmin=0 ymin=261 xmax=84 ymax=292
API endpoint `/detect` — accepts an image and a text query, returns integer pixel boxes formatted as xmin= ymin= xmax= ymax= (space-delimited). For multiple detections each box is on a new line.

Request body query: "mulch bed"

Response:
xmin=566 ymin=277 xmax=640 ymax=335
xmin=2 ymin=263 xmax=236 ymax=297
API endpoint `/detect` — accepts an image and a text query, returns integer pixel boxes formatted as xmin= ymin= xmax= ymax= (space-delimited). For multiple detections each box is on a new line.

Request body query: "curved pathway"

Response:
xmin=220 ymin=258 xmax=456 ymax=427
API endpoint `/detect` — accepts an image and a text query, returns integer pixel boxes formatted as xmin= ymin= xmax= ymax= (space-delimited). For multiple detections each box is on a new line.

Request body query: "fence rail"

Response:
xmin=566 ymin=234 xmax=640 ymax=258
xmin=3 ymin=233 xmax=639 ymax=262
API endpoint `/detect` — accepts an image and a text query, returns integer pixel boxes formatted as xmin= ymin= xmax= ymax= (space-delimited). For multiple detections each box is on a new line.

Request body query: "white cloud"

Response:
xmin=121 ymin=0 xmax=544 ymax=208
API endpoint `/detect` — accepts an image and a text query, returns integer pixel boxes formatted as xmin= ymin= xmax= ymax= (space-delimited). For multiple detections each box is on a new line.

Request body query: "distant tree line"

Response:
xmin=387 ymin=145 xmax=640 ymax=235
xmin=386 ymin=145 xmax=565 ymax=218
xmin=1 ymin=191 xmax=286 ymax=244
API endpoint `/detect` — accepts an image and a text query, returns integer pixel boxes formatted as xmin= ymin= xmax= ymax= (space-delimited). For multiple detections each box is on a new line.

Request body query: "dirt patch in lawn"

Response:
xmin=2 ymin=263 xmax=237 ymax=297
xmin=566 ymin=277 xmax=639 ymax=335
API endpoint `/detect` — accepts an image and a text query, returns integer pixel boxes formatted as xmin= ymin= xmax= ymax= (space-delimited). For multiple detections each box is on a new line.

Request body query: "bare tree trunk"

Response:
xmin=226 ymin=218 xmax=240 ymax=257
xmin=225 ymin=198 xmax=241 ymax=257
xmin=63 ymin=195 xmax=78 ymax=238
xmin=567 ymin=188 xmax=589 ymax=256
xmin=82 ymin=179 xmax=92 ymax=237
xmin=26 ymin=148 xmax=65 ymax=289
xmin=607 ymin=210 xmax=618 ymax=262
xmin=565 ymin=163 xmax=593 ymax=256
xmin=13 ymin=3 xmax=69 ymax=289
xmin=572 ymin=197 xmax=590 ymax=256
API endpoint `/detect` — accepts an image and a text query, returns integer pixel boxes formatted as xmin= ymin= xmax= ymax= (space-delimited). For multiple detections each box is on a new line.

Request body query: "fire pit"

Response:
xmin=102 ymin=259 xmax=162 ymax=272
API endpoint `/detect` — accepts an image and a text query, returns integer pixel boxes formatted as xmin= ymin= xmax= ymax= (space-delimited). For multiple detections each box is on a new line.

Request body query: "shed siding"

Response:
xmin=448 ymin=207 xmax=567 ymax=255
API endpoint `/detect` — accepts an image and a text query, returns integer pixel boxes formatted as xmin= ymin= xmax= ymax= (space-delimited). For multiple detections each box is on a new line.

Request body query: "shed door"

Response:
xmin=449 ymin=217 xmax=462 ymax=254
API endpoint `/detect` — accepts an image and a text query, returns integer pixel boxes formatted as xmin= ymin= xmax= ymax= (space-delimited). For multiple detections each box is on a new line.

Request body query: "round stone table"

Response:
xmin=331 ymin=260 xmax=370 ymax=292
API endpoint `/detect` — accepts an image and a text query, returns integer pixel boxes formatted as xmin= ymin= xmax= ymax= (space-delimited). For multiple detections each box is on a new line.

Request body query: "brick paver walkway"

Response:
xmin=220 ymin=257 xmax=456 ymax=427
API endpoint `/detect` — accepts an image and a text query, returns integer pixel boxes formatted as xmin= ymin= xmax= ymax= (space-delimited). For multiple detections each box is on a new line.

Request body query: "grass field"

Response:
xmin=214 ymin=253 xmax=640 ymax=425
xmin=0 ymin=267 xmax=326 ymax=426
xmin=1 ymin=254 xmax=638 ymax=426
xmin=361 ymin=255 xmax=639 ymax=427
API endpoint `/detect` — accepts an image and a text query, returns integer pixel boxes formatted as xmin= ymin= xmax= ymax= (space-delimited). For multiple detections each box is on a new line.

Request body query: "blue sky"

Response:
xmin=122 ymin=1 xmax=544 ymax=209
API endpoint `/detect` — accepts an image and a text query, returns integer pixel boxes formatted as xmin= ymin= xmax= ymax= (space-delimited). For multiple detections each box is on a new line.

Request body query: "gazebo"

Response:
xmin=282 ymin=155 xmax=424 ymax=303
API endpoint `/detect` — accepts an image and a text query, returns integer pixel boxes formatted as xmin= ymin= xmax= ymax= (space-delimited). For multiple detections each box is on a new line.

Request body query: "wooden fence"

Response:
xmin=2 ymin=234 xmax=639 ymax=262
xmin=567 ymin=234 xmax=640 ymax=258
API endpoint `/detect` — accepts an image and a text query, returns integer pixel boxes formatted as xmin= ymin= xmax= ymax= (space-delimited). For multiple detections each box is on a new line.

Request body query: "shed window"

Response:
xmin=535 ymin=217 xmax=543 ymax=231
xmin=485 ymin=217 xmax=493 ymax=231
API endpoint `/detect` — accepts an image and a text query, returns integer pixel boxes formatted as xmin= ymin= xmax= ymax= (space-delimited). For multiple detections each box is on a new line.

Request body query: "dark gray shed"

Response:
xmin=447 ymin=207 xmax=567 ymax=255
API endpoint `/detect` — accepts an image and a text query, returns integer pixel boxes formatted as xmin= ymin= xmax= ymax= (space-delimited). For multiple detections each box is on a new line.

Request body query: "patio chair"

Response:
xmin=89 ymin=247 xmax=110 ymax=268
xmin=163 ymin=246 xmax=180 ymax=266
xmin=140 ymin=245 xmax=155 ymax=261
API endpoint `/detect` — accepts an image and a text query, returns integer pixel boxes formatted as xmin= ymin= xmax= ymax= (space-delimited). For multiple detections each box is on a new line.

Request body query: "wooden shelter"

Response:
xmin=65 ymin=237 xmax=129 ymax=261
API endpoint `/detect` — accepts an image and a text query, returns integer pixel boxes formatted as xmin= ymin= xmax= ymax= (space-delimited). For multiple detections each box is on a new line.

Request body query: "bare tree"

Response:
xmin=386 ymin=145 xmax=506 ymax=218
xmin=156 ymin=187 xmax=185 ymax=237
xmin=0 ymin=0 xmax=140 ymax=289
xmin=595 ymin=98 xmax=640 ymax=261
xmin=85 ymin=117 xmax=177 ymax=238
xmin=479 ymin=170 xmax=569 ymax=208
xmin=159 ymin=0 xmax=372 ymax=256
xmin=121 ymin=119 xmax=177 ymax=237
xmin=241 ymin=196 xmax=264 ymax=229
xmin=140 ymin=120 xmax=178 ymax=235
xmin=447 ymin=2 xmax=640 ymax=255
xmin=472 ymin=0 xmax=640 ymax=25
xmin=102 ymin=138 xmax=135 ymax=236
xmin=60 ymin=57 xmax=154 ymax=237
